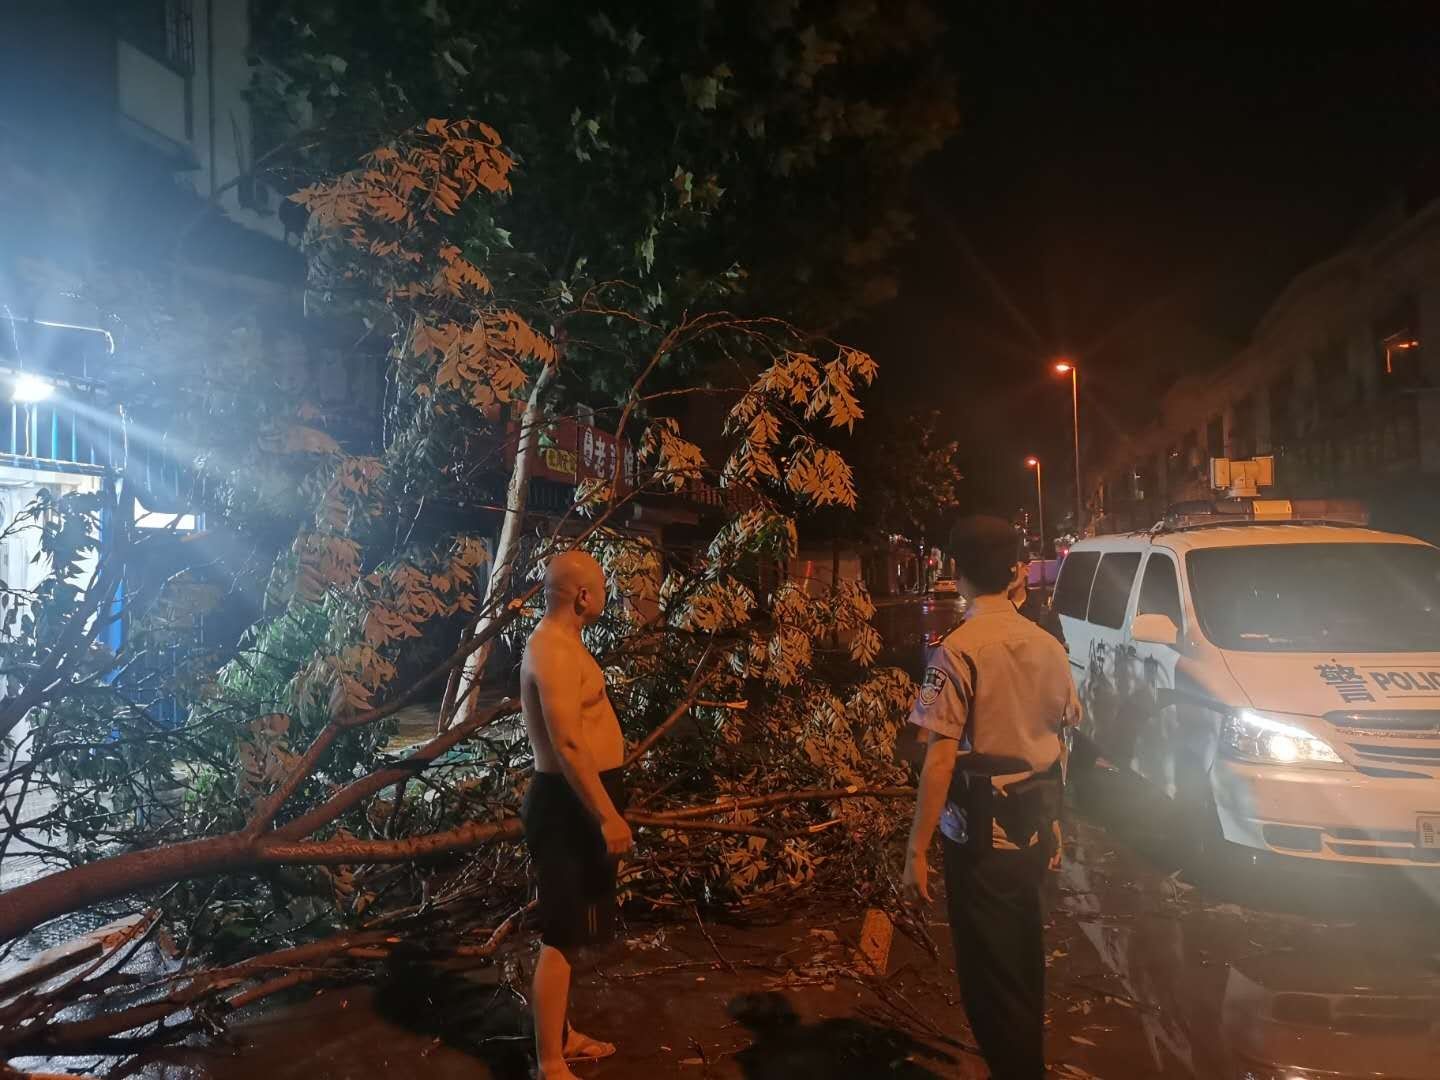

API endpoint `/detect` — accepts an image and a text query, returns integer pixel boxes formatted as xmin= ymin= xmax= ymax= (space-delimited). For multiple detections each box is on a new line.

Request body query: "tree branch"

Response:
xmin=273 ymin=698 xmax=517 ymax=840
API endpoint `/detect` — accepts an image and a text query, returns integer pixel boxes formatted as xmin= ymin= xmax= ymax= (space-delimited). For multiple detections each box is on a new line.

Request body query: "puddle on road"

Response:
xmin=879 ymin=597 xmax=1440 ymax=1079
xmin=872 ymin=597 xmax=965 ymax=677
xmin=1062 ymin=762 xmax=1440 ymax=1079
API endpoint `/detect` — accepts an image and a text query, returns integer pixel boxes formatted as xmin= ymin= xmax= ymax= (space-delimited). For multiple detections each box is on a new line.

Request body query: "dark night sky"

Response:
xmin=856 ymin=0 xmax=1440 ymax=523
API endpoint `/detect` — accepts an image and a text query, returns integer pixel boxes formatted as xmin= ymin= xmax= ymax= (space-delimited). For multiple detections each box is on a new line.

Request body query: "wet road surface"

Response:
xmin=13 ymin=597 xmax=1440 ymax=1078
xmin=102 ymin=773 xmax=1440 ymax=1079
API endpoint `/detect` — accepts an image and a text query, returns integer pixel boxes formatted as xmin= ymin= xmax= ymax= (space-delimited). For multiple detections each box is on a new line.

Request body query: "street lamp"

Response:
xmin=1025 ymin=456 xmax=1044 ymax=556
xmin=1053 ymin=360 xmax=1082 ymax=534
xmin=1383 ymin=334 xmax=1419 ymax=375
xmin=11 ymin=373 xmax=54 ymax=404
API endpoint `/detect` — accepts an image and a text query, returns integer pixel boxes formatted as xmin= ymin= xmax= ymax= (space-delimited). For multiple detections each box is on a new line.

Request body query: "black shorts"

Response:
xmin=521 ymin=769 xmax=627 ymax=951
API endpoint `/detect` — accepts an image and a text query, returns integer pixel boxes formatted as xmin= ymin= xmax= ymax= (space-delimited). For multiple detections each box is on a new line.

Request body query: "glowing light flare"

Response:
xmin=1053 ymin=360 xmax=1074 ymax=374
xmin=1384 ymin=338 xmax=1420 ymax=374
xmin=11 ymin=373 xmax=54 ymax=403
xmin=1024 ymin=456 xmax=1039 ymax=468
xmin=1222 ymin=709 xmax=1342 ymax=766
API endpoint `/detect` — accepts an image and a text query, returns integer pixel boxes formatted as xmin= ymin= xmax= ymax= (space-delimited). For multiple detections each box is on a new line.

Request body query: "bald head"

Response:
xmin=543 ymin=549 xmax=608 ymax=624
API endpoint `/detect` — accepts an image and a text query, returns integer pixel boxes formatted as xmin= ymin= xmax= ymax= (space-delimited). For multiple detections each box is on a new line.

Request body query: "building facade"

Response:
xmin=0 ymin=2 xmax=355 ymax=747
xmin=1092 ymin=196 xmax=1440 ymax=541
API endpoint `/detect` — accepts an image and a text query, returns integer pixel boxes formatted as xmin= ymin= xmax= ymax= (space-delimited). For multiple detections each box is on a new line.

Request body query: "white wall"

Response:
xmin=0 ymin=469 xmax=103 ymax=762
xmin=191 ymin=0 xmax=285 ymax=240
xmin=114 ymin=0 xmax=285 ymax=243
xmin=116 ymin=40 xmax=189 ymax=147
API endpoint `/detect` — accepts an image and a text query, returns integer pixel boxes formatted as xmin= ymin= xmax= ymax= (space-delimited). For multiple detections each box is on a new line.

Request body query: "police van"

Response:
xmin=1055 ymin=492 xmax=1440 ymax=867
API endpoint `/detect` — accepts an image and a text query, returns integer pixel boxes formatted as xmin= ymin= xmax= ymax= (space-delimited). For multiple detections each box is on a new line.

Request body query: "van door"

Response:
xmin=1084 ymin=551 xmax=1144 ymax=760
xmin=1124 ymin=551 xmax=1184 ymax=795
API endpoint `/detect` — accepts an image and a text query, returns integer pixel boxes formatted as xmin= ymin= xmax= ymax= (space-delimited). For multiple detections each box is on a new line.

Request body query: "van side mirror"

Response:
xmin=1130 ymin=612 xmax=1179 ymax=648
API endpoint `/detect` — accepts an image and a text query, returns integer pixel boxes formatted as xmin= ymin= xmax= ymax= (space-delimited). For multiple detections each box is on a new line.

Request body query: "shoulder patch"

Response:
xmin=918 ymin=665 xmax=949 ymax=706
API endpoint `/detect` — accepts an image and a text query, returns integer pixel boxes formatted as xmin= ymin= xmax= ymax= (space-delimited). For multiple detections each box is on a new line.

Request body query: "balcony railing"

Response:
xmin=0 ymin=398 xmax=118 ymax=474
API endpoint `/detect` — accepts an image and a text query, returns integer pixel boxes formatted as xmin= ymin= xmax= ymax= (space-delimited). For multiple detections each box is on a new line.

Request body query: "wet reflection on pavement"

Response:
xmin=1060 ymin=755 xmax=1440 ymax=1079
xmin=885 ymin=594 xmax=1440 ymax=1079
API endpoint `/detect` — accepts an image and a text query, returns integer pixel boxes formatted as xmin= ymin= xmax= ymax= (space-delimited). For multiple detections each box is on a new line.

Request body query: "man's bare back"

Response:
xmin=521 ymin=624 xmax=624 ymax=775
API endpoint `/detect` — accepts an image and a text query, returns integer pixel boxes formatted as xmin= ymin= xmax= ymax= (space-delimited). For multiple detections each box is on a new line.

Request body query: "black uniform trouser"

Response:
xmin=942 ymin=835 xmax=1048 ymax=1080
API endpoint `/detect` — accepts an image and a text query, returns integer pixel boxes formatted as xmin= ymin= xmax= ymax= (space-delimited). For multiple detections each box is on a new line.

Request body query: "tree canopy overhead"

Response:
xmin=252 ymin=0 xmax=958 ymax=332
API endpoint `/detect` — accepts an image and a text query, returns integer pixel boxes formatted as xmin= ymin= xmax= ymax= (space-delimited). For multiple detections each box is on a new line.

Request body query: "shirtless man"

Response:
xmin=520 ymin=550 xmax=631 ymax=1079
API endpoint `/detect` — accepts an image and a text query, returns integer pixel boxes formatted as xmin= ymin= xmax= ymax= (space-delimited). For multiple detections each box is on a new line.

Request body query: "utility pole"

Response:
xmin=1025 ymin=457 xmax=1044 ymax=556
xmin=1054 ymin=360 xmax=1082 ymax=534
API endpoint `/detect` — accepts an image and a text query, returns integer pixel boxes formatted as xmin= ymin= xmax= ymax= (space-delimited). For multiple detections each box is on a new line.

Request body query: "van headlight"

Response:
xmin=1221 ymin=710 xmax=1343 ymax=766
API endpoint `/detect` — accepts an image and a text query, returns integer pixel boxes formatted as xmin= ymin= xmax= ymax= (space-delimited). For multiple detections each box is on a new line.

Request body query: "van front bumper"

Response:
xmin=1213 ymin=759 xmax=1440 ymax=866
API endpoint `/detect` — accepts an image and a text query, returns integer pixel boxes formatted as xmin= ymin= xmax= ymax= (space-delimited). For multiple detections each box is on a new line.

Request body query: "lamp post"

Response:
xmin=1025 ymin=456 xmax=1044 ymax=556
xmin=1053 ymin=360 xmax=1082 ymax=534
xmin=1383 ymin=333 xmax=1419 ymax=375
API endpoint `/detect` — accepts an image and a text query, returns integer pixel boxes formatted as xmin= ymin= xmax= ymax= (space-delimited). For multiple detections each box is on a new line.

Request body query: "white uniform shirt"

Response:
xmin=908 ymin=595 xmax=1081 ymax=849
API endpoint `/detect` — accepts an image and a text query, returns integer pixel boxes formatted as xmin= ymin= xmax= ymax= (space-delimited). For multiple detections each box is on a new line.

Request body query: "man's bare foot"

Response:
xmin=563 ymin=1026 xmax=616 ymax=1063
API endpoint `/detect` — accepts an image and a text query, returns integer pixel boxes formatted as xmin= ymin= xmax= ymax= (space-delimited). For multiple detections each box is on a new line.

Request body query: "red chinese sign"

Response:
xmin=527 ymin=417 xmax=636 ymax=495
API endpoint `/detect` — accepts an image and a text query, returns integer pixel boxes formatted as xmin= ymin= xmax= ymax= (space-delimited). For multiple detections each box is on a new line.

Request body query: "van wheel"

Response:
xmin=1185 ymin=787 xmax=1259 ymax=891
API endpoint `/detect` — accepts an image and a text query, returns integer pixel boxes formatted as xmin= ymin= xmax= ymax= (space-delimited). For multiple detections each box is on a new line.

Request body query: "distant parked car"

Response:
xmin=931 ymin=578 xmax=959 ymax=597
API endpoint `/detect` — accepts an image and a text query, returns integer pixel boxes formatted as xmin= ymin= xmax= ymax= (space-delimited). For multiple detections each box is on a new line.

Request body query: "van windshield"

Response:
xmin=1186 ymin=543 xmax=1440 ymax=653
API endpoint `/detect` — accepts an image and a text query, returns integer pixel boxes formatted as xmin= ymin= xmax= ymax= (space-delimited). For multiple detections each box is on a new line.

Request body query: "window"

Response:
xmin=1206 ymin=416 xmax=1224 ymax=458
xmin=1182 ymin=430 xmax=1200 ymax=473
xmin=1229 ymin=395 xmax=1255 ymax=459
xmin=1314 ymin=337 xmax=1352 ymax=412
xmin=134 ymin=501 xmax=197 ymax=532
xmin=1166 ymin=445 xmax=1182 ymax=487
xmin=1268 ymin=371 xmax=1294 ymax=446
xmin=1133 ymin=464 xmax=1153 ymax=502
xmin=1053 ymin=551 xmax=1101 ymax=620
xmin=1087 ymin=552 xmax=1142 ymax=629
xmin=1187 ymin=543 xmax=1440 ymax=652
xmin=1137 ymin=554 xmax=1182 ymax=626
xmin=117 ymin=0 xmax=195 ymax=76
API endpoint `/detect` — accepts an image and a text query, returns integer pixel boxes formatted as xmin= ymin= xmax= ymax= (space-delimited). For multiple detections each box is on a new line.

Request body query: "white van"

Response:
xmin=1054 ymin=519 xmax=1440 ymax=867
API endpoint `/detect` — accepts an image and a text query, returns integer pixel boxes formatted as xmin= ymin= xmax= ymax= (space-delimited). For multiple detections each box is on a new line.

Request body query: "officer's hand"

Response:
xmin=902 ymin=850 xmax=932 ymax=906
xmin=601 ymin=814 xmax=634 ymax=858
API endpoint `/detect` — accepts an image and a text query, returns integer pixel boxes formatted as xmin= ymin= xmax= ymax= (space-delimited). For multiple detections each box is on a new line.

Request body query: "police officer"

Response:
xmin=902 ymin=516 xmax=1080 ymax=1079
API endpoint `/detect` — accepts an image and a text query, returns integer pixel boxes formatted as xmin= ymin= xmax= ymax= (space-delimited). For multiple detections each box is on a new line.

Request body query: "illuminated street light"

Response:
xmin=11 ymin=373 xmax=54 ymax=404
xmin=1025 ymin=456 xmax=1044 ymax=555
xmin=1383 ymin=334 xmax=1419 ymax=375
xmin=1052 ymin=359 xmax=1082 ymax=533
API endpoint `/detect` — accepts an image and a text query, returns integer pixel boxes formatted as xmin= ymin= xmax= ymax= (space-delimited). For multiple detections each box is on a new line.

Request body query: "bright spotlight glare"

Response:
xmin=11 ymin=374 xmax=54 ymax=404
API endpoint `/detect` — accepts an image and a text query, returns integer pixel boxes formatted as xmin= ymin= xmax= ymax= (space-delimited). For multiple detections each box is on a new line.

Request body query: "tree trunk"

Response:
xmin=0 ymin=781 xmax=910 ymax=946
xmin=450 ymin=362 xmax=557 ymax=729
xmin=0 ymin=821 xmax=526 ymax=946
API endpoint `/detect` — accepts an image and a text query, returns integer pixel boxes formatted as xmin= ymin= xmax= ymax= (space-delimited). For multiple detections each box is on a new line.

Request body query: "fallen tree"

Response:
xmin=0 ymin=117 xmax=919 ymax=1064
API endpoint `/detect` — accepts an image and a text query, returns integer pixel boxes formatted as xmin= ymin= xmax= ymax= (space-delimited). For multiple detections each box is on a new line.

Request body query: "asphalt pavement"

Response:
xmin=13 ymin=596 xmax=1440 ymax=1078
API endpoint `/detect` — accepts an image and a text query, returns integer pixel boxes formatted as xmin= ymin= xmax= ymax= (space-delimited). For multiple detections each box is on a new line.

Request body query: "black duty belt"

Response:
xmin=947 ymin=758 xmax=1062 ymax=854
